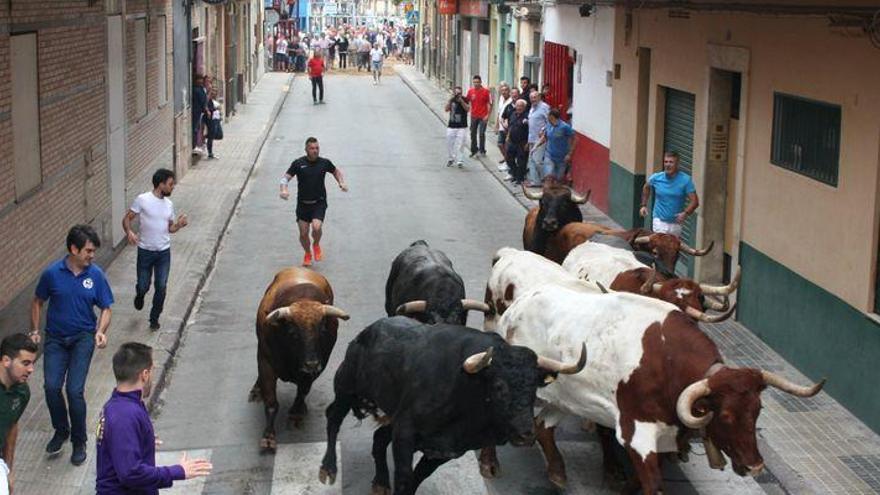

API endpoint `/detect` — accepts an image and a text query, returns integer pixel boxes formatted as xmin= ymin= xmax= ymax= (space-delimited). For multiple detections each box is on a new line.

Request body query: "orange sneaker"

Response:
xmin=302 ymin=252 xmax=313 ymax=266
xmin=313 ymin=245 xmax=323 ymax=261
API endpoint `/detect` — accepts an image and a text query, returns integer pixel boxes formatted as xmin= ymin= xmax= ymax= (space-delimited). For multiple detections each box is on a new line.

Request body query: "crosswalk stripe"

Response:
xmin=272 ymin=442 xmax=341 ymax=495
xmin=415 ymin=452 xmax=489 ymax=495
xmin=155 ymin=448 xmax=213 ymax=494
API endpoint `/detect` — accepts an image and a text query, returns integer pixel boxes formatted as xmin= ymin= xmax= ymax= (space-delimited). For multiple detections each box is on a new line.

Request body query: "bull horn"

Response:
xmin=521 ymin=184 xmax=544 ymax=201
xmin=595 ymin=281 xmax=610 ymax=293
xmin=537 ymin=343 xmax=587 ymax=375
xmin=396 ymin=300 xmax=427 ymax=315
xmin=761 ymin=371 xmax=826 ymax=398
xmin=640 ymin=269 xmax=656 ymax=295
xmin=680 ymin=240 xmax=715 ymax=257
xmin=685 ymin=304 xmax=737 ymax=323
xmin=323 ymin=305 xmax=350 ymax=321
xmin=568 ymin=188 xmax=591 ymax=204
xmin=676 ymin=378 xmax=714 ymax=429
xmin=266 ymin=307 xmax=291 ymax=323
xmin=461 ymin=299 xmax=491 ymax=313
xmin=633 ymin=236 xmax=652 ymax=245
xmin=463 ymin=347 xmax=494 ymax=374
xmin=704 ymin=436 xmax=727 ymax=470
xmin=700 ymin=267 xmax=741 ymax=296
xmin=703 ymin=296 xmax=730 ymax=312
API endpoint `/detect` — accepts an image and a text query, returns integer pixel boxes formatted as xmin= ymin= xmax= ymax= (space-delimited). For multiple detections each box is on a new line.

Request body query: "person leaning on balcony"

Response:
xmin=639 ymin=150 xmax=700 ymax=236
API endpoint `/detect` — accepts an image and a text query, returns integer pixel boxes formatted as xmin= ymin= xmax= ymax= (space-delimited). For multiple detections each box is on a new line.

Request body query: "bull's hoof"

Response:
xmin=548 ymin=470 xmax=567 ymax=490
xmin=319 ymin=466 xmax=337 ymax=485
xmin=370 ymin=483 xmax=391 ymax=495
xmin=248 ymin=387 xmax=262 ymax=403
xmin=259 ymin=436 xmax=277 ymax=453
xmin=479 ymin=459 xmax=501 ymax=479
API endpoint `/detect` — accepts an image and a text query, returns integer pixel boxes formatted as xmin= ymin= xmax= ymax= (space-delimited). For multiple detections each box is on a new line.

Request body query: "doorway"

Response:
xmin=107 ymin=15 xmax=126 ymax=245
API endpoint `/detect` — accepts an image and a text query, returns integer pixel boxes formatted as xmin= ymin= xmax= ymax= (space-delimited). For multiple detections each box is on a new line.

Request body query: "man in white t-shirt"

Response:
xmin=275 ymin=36 xmax=289 ymax=72
xmin=370 ymin=44 xmax=384 ymax=85
xmin=122 ymin=169 xmax=189 ymax=330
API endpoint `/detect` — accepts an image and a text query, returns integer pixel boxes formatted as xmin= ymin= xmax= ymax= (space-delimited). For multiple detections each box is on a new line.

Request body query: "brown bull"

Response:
xmin=542 ymin=222 xmax=615 ymax=264
xmin=605 ymin=227 xmax=713 ymax=275
xmin=610 ymin=266 xmax=741 ymax=322
xmin=521 ymin=184 xmax=590 ymax=258
xmin=249 ymin=267 xmax=349 ymax=452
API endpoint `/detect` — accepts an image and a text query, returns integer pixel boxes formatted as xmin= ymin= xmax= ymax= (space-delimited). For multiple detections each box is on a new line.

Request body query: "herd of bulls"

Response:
xmin=249 ymin=182 xmax=826 ymax=495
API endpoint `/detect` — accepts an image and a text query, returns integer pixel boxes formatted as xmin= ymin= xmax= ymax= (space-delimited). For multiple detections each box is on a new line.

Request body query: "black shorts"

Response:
xmin=296 ymin=199 xmax=327 ymax=223
xmin=497 ymin=130 xmax=507 ymax=146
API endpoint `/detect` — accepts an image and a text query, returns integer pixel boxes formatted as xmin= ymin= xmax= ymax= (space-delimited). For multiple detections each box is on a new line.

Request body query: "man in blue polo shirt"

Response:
xmin=30 ymin=224 xmax=114 ymax=466
xmin=639 ymin=151 xmax=700 ymax=236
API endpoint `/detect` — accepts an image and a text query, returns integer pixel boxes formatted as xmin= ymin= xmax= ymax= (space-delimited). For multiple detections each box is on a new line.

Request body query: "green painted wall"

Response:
xmin=609 ymin=161 xmax=645 ymax=229
xmin=738 ymin=242 xmax=880 ymax=433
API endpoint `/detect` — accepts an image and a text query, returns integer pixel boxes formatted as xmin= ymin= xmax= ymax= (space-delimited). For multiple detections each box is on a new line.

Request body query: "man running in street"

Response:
xmin=640 ymin=150 xmax=699 ymax=236
xmin=123 ymin=169 xmax=189 ymax=331
xmin=308 ymin=51 xmax=326 ymax=104
xmin=280 ymin=137 xmax=349 ymax=266
xmin=370 ymin=43 xmax=384 ymax=84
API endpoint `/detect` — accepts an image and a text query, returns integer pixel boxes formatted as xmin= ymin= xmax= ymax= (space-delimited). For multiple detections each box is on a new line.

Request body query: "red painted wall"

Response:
xmin=570 ymin=132 xmax=610 ymax=213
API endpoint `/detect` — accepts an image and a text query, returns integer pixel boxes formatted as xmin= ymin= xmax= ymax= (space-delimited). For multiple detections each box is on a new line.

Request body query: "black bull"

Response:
xmin=385 ymin=240 xmax=489 ymax=324
xmin=522 ymin=184 xmax=589 ymax=256
xmin=319 ymin=317 xmax=586 ymax=495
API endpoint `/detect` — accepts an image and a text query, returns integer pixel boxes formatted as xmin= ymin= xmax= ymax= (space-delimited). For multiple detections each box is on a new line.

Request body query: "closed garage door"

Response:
xmin=663 ymin=87 xmax=696 ymax=277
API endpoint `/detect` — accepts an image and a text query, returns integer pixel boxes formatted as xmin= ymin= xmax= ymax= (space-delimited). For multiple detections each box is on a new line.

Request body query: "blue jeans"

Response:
xmin=44 ymin=332 xmax=96 ymax=445
xmin=527 ymin=143 xmax=546 ymax=184
xmin=543 ymin=154 xmax=567 ymax=181
xmin=137 ymin=247 xmax=171 ymax=324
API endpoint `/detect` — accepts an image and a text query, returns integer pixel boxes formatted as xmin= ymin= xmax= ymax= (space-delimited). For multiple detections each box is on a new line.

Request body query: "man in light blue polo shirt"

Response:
xmin=639 ymin=151 xmax=700 ymax=236
xmin=30 ymin=224 xmax=114 ymax=466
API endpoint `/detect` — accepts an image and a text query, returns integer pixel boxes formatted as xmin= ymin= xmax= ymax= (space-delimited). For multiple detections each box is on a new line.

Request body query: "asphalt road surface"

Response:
xmin=151 ymin=72 xmax=768 ymax=495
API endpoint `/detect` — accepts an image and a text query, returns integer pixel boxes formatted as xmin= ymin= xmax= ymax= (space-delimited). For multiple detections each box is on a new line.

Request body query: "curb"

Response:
xmin=147 ymin=73 xmax=294 ymax=413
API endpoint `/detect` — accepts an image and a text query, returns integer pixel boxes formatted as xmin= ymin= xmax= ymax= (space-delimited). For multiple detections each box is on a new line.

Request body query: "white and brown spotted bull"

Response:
xmin=249 ymin=267 xmax=349 ymax=452
xmin=562 ymin=241 xmax=739 ymax=322
xmin=602 ymin=227 xmax=714 ymax=276
xmin=488 ymin=283 xmax=825 ymax=494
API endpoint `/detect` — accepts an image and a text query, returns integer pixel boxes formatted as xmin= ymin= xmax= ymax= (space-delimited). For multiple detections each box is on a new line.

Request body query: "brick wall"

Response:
xmin=0 ymin=1 xmax=176 ymax=311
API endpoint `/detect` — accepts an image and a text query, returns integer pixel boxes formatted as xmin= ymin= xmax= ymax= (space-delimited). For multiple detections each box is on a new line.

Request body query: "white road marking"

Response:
xmin=271 ymin=442 xmax=341 ymax=495
xmin=155 ymin=448 xmax=213 ymax=494
xmin=415 ymin=452 xmax=489 ymax=495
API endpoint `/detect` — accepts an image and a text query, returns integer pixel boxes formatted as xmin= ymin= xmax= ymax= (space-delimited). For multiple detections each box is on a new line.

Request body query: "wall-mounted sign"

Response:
xmin=459 ymin=0 xmax=487 ymax=17
xmin=438 ymin=0 xmax=457 ymax=15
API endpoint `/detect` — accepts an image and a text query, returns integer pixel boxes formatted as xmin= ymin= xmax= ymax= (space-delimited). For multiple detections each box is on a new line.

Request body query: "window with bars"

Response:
xmin=770 ymin=93 xmax=841 ymax=187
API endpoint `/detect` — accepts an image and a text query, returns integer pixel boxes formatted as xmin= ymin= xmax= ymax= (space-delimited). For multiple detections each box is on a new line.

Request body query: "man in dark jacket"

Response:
xmin=96 ymin=343 xmax=211 ymax=494
xmin=505 ymin=99 xmax=530 ymax=184
xmin=191 ymin=75 xmax=209 ymax=151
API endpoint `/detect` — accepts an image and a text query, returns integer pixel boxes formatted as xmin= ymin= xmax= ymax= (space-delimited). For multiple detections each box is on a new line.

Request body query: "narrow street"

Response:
xmin=149 ymin=71 xmax=768 ymax=494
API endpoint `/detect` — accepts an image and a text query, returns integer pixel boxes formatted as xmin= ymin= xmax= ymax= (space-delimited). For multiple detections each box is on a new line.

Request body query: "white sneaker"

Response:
xmin=497 ymin=164 xmax=509 ymax=172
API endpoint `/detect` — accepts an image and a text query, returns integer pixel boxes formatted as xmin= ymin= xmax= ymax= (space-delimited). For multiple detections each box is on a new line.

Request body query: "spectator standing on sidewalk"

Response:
xmin=31 ymin=224 xmax=114 ymax=466
xmin=499 ymin=88 xmax=520 ymax=178
xmin=123 ymin=169 xmax=189 ymax=331
xmin=96 ymin=342 xmax=212 ymax=494
xmin=505 ymin=99 xmax=530 ymax=185
xmin=444 ymin=86 xmax=470 ymax=168
xmin=205 ymin=89 xmax=221 ymax=159
xmin=358 ymin=36 xmax=372 ymax=72
xmin=466 ymin=75 xmax=492 ymax=157
xmin=0 ymin=334 xmax=38 ymax=494
xmin=639 ymin=151 xmax=699 ymax=236
xmin=519 ymin=76 xmax=532 ymax=111
xmin=538 ymin=108 xmax=576 ymax=182
xmin=526 ymin=90 xmax=550 ymax=185
xmin=337 ymin=35 xmax=349 ymax=69
xmin=495 ymin=82 xmax=512 ymax=168
xmin=275 ymin=36 xmax=289 ymax=72
xmin=370 ymin=43 xmax=384 ymax=84
xmin=308 ymin=50 xmax=326 ymax=104
xmin=191 ymin=76 xmax=209 ymax=153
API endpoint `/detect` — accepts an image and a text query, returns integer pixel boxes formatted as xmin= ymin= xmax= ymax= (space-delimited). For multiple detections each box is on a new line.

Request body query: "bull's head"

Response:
xmin=522 ymin=184 xmax=589 ymax=233
xmin=639 ymin=268 xmax=740 ymax=323
xmin=462 ymin=343 xmax=587 ymax=447
xmin=676 ymin=367 xmax=825 ymax=476
xmin=396 ymin=299 xmax=491 ymax=325
xmin=266 ymin=302 xmax=350 ymax=376
xmin=631 ymin=232 xmax=714 ymax=273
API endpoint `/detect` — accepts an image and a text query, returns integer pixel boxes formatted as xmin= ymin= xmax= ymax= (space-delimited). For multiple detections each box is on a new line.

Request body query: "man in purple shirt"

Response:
xmin=96 ymin=343 xmax=211 ymax=494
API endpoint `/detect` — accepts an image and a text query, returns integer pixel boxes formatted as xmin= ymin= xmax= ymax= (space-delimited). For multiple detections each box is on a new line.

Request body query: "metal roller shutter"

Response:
xmin=663 ymin=88 xmax=696 ymax=277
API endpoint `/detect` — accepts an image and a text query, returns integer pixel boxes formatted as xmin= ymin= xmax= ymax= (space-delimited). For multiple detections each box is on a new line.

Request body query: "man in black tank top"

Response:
xmin=444 ymin=86 xmax=470 ymax=168
xmin=280 ymin=137 xmax=348 ymax=266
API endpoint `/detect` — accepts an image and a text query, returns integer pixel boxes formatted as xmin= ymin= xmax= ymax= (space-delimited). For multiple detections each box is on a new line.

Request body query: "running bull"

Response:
xmin=562 ymin=241 xmax=739 ymax=322
xmin=603 ymin=227 xmax=714 ymax=276
xmin=386 ymin=240 xmax=490 ymax=324
xmin=521 ymin=183 xmax=590 ymax=258
xmin=318 ymin=316 xmax=586 ymax=495
xmin=488 ymin=284 xmax=825 ymax=494
xmin=249 ymin=267 xmax=350 ymax=452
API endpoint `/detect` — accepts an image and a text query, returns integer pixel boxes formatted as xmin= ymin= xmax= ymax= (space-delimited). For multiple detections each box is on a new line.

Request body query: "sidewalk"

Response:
xmin=12 ymin=72 xmax=292 ymax=495
xmin=397 ymin=63 xmax=880 ymax=495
